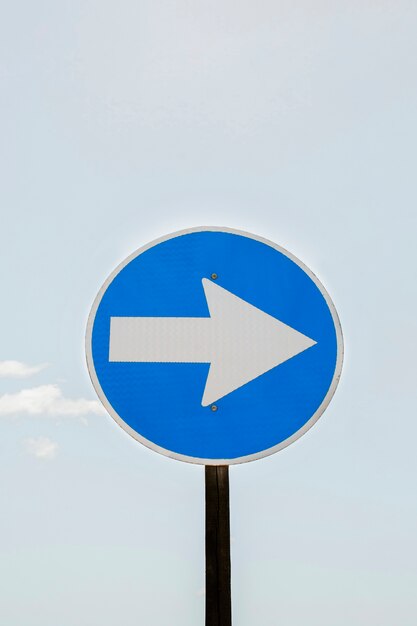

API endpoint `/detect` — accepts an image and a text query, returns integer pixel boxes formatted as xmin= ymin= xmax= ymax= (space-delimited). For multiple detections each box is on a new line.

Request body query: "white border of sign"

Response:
xmin=85 ymin=226 xmax=344 ymax=465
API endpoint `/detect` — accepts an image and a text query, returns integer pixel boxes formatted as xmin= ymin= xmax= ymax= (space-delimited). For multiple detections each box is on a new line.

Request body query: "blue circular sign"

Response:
xmin=86 ymin=227 xmax=343 ymax=464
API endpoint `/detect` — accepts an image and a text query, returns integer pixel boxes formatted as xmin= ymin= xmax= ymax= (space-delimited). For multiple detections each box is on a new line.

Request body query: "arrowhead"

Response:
xmin=201 ymin=279 xmax=317 ymax=406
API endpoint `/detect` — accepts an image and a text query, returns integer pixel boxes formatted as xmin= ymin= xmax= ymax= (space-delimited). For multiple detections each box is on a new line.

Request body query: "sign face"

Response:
xmin=86 ymin=227 xmax=343 ymax=465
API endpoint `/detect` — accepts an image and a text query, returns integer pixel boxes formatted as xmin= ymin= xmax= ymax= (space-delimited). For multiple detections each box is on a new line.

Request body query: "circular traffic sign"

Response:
xmin=86 ymin=227 xmax=343 ymax=464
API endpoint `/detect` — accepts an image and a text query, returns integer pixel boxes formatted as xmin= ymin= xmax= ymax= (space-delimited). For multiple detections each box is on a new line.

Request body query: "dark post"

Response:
xmin=205 ymin=466 xmax=232 ymax=626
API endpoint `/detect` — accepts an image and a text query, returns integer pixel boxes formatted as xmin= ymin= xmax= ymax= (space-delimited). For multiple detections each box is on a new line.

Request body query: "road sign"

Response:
xmin=86 ymin=227 xmax=343 ymax=464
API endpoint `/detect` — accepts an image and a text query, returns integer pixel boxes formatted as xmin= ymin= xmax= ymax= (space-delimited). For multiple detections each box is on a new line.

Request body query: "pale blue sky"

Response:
xmin=1 ymin=2 xmax=417 ymax=625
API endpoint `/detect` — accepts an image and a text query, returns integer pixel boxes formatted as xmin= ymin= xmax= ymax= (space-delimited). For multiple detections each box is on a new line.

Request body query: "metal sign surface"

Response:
xmin=86 ymin=227 xmax=343 ymax=465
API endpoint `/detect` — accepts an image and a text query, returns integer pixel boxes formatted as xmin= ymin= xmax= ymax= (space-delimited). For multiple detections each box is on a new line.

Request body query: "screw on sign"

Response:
xmin=86 ymin=227 xmax=343 ymax=626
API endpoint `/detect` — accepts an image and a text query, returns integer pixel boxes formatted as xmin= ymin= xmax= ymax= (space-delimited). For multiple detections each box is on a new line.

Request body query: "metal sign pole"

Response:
xmin=205 ymin=466 xmax=232 ymax=626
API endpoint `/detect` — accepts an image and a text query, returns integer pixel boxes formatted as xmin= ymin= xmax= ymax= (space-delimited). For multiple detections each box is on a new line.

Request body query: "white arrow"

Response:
xmin=109 ymin=279 xmax=317 ymax=406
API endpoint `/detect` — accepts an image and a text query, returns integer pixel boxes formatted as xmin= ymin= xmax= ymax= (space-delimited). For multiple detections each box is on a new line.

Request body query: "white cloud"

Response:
xmin=0 ymin=360 xmax=48 ymax=378
xmin=0 ymin=384 xmax=106 ymax=417
xmin=24 ymin=437 xmax=59 ymax=460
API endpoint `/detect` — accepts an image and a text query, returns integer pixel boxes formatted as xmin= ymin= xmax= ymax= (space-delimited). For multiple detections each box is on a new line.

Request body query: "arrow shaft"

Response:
xmin=109 ymin=317 xmax=214 ymax=362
